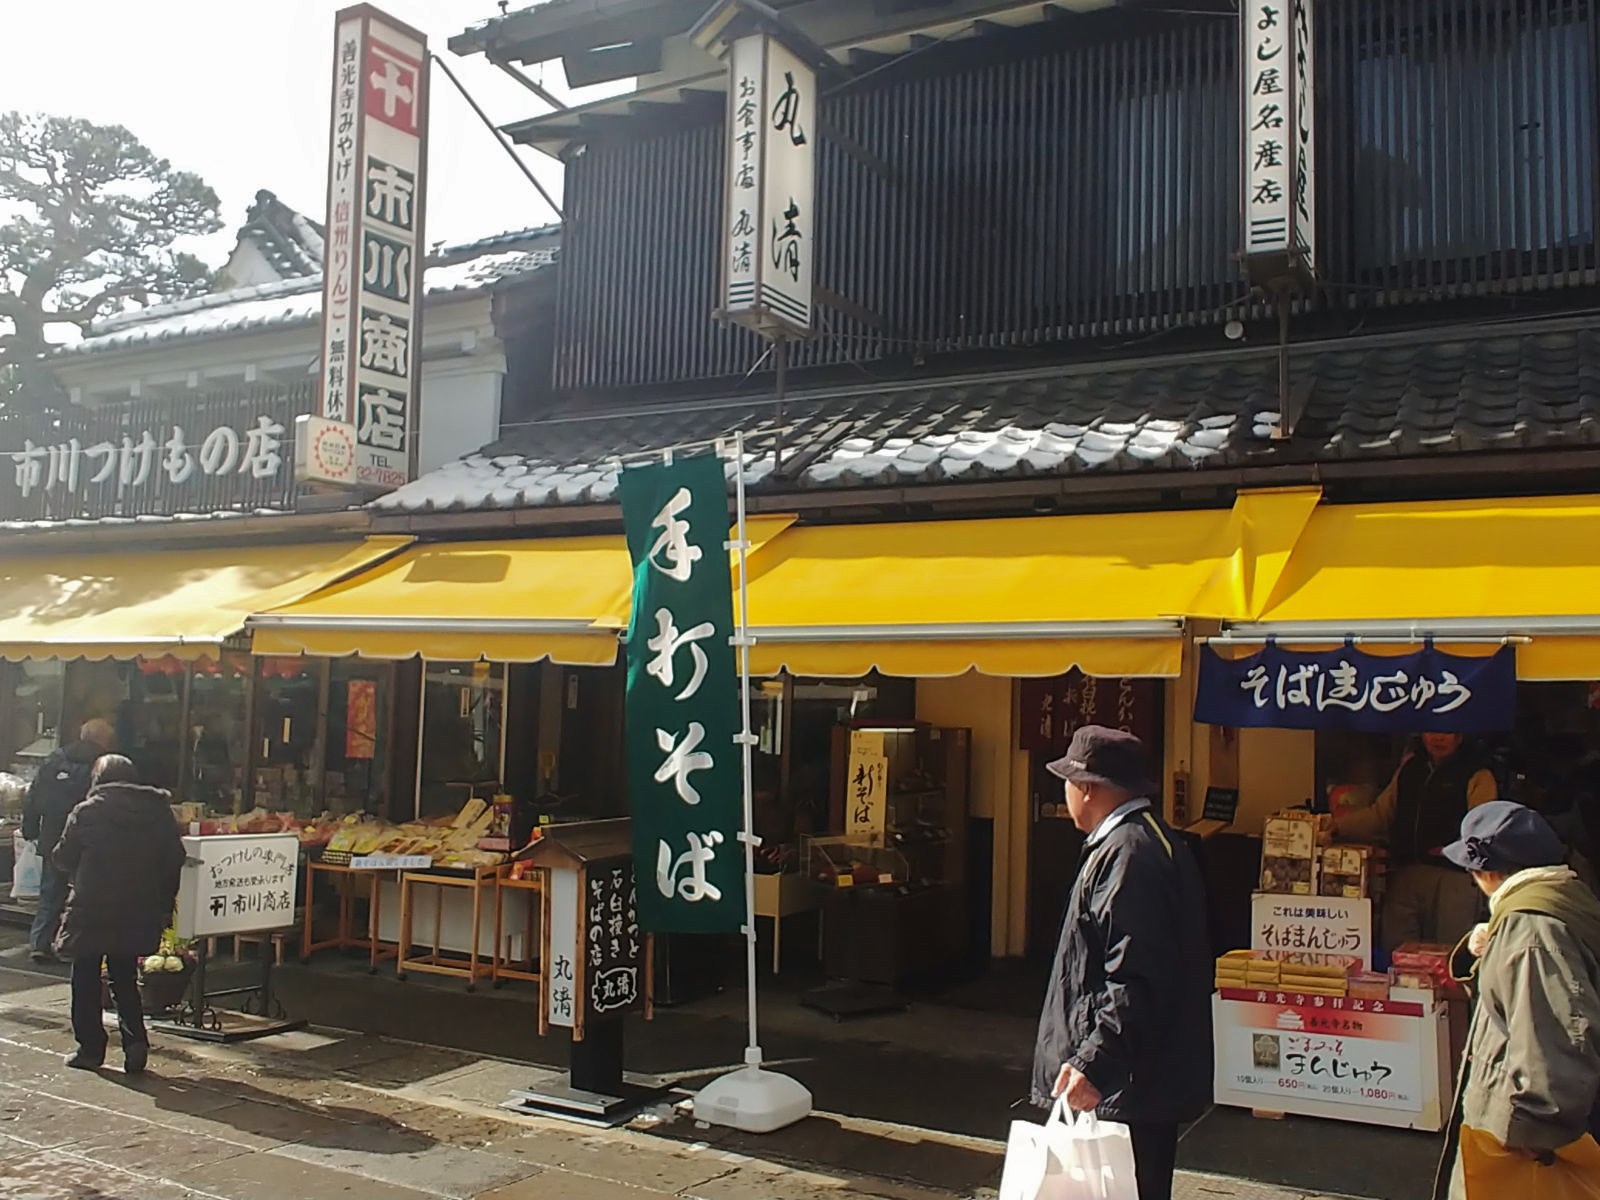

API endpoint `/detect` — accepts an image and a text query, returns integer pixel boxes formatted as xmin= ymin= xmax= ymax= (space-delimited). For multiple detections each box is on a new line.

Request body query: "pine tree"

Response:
xmin=0 ymin=113 xmax=222 ymax=408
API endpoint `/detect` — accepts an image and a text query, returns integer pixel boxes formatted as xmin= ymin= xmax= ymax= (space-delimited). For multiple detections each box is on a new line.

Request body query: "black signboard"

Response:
xmin=0 ymin=384 xmax=311 ymax=523
xmin=1202 ymin=786 xmax=1241 ymax=825
xmin=581 ymin=855 xmax=645 ymax=1027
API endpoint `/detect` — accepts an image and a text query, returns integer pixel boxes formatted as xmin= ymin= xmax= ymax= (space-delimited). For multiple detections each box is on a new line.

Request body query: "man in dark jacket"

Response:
xmin=54 ymin=755 xmax=184 ymax=1074
xmin=21 ymin=718 xmax=114 ymax=962
xmin=1032 ymin=726 xmax=1212 ymax=1200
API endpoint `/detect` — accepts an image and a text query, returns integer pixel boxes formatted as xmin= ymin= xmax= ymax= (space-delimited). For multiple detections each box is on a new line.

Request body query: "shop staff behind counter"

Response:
xmin=1338 ymin=733 xmax=1497 ymax=955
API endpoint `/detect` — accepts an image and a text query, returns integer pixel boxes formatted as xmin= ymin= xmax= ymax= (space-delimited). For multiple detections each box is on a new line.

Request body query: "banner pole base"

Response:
xmin=691 ymin=1059 xmax=812 ymax=1133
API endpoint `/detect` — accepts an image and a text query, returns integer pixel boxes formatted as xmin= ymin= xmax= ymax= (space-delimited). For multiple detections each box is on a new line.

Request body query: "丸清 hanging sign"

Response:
xmin=1195 ymin=643 xmax=1516 ymax=733
xmin=1241 ymin=0 xmax=1315 ymax=281
xmin=619 ymin=454 xmax=745 ymax=934
xmin=719 ymin=32 xmax=816 ymax=337
xmin=309 ymin=4 xmax=429 ymax=490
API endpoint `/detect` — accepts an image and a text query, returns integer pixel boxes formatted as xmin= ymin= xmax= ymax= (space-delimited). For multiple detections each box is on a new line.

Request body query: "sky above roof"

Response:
xmin=0 ymin=2 xmax=613 ymax=263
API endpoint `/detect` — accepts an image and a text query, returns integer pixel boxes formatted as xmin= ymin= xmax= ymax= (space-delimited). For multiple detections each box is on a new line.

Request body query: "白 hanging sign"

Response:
xmin=718 ymin=32 xmax=816 ymax=337
xmin=1195 ymin=643 xmax=1515 ymax=733
xmin=312 ymin=4 xmax=429 ymax=490
xmin=1241 ymin=0 xmax=1315 ymax=281
xmin=619 ymin=454 xmax=744 ymax=934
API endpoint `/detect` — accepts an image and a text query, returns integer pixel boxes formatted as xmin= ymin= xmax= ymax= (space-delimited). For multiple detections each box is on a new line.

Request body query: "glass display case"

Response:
xmin=324 ymin=660 xmax=392 ymax=816
xmin=802 ymin=834 xmax=910 ymax=888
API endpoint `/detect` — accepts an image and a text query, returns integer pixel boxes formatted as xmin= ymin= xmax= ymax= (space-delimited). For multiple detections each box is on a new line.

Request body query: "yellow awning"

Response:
xmin=0 ymin=538 xmax=407 ymax=662
xmin=738 ymin=505 xmax=1264 ymax=679
xmin=252 ymin=516 xmax=795 ymax=665
xmin=1234 ymin=494 xmax=1600 ymax=680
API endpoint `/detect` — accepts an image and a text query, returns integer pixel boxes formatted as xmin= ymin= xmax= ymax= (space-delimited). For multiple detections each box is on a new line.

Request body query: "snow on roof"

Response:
xmin=60 ymin=230 xmax=559 ymax=359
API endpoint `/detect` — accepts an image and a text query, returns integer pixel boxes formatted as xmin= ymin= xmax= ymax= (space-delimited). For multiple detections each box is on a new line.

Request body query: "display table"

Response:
xmin=491 ymin=873 xmax=543 ymax=987
xmin=396 ymin=864 xmax=506 ymax=991
xmin=1212 ymin=987 xmax=1452 ymax=1131
xmin=301 ymin=859 xmax=399 ymax=971
xmin=753 ymin=872 xmax=814 ymax=974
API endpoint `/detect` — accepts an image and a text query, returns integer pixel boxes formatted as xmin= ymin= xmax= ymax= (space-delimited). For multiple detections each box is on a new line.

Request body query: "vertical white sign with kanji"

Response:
xmin=719 ymin=33 xmax=815 ymax=337
xmin=315 ymin=5 xmax=428 ymax=491
xmin=1241 ymin=0 xmax=1315 ymax=279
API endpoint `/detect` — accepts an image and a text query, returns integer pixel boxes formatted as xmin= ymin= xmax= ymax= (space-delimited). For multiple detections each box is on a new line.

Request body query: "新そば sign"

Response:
xmin=619 ymin=453 xmax=744 ymax=934
xmin=1195 ymin=643 xmax=1515 ymax=733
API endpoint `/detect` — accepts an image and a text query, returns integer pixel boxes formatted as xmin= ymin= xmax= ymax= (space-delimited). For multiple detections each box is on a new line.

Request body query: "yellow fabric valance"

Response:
xmin=0 ymin=538 xmax=407 ymax=662
xmin=251 ymin=516 xmax=795 ymax=665
xmin=736 ymin=501 xmax=1286 ymax=679
xmin=1236 ymin=493 xmax=1600 ymax=681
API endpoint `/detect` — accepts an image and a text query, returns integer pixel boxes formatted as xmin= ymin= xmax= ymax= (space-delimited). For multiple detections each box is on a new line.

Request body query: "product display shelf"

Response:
xmin=491 ymin=872 xmax=543 ymax=987
xmin=301 ymin=858 xmax=400 ymax=971
xmin=396 ymin=863 xmax=507 ymax=990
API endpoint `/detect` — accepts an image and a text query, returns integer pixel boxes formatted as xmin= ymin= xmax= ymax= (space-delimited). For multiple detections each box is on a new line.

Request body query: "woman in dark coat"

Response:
xmin=53 ymin=755 xmax=185 ymax=1074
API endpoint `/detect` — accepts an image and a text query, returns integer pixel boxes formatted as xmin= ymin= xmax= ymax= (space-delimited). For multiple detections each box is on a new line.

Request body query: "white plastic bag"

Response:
xmin=998 ymin=1098 xmax=1139 ymax=1200
xmin=10 ymin=830 xmax=40 ymax=901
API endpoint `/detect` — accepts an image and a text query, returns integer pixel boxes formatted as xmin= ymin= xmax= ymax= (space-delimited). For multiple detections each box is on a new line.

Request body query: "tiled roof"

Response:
xmin=58 ymin=228 xmax=560 ymax=359
xmin=233 ymin=189 xmax=325 ymax=280
xmin=374 ymin=325 xmax=1600 ymax=514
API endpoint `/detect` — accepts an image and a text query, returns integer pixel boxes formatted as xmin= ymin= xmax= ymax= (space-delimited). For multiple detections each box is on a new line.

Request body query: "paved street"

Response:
xmin=0 ymin=957 xmax=1374 ymax=1200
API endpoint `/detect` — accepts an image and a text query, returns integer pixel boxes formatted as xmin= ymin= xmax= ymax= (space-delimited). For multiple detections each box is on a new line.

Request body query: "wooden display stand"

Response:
xmin=301 ymin=859 xmax=399 ymax=971
xmin=396 ymin=863 xmax=506 ymax=991
xmin=492 ymin=873 xmax=544 ymax=987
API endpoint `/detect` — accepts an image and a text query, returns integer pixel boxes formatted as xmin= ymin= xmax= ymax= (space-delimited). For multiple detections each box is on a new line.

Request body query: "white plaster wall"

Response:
xmin=417 ymin=366 xmax=503 ymax=477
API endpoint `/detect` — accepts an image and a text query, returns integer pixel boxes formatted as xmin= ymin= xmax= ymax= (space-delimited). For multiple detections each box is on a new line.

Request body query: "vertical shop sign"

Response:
xmin=719 ymin=33 xmax=816 ymax=336
xmin=345 ymin=679 xmax=378 ymax=759
xmin=1241 ymin=0 xmax=1315 ymax=278
xmin=1019 ymin=672 xmax=1162 ymax=753
xmin=314 ymin=5 xmax=428 ymax=490
xmin=581 ymin=857 xmax=645 ymax=1026
xmin=619 ymin=454 xmax=744 ymax=934
xmin=845 ymin=730 xmax=888 ymax=841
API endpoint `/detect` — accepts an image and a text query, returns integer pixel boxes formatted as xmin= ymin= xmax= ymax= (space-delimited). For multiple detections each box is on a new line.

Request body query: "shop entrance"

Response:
xmin=1022 ymin=672 xmax=1166 ymax=963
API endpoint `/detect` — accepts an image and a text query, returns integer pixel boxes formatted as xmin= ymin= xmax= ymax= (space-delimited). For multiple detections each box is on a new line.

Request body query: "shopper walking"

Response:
xmin=1339 ymin=732 xmax=1498 ymax=954
xmin=1435 ymin=801 xmax=1600 ymax=1199
xmin=21 ymin=718 xmax=115 ymax=962
xmin=53 ymin=755 xmax=184 ymax=1074
xmin=1031 ymin=726 xmax=1212 ymax=1200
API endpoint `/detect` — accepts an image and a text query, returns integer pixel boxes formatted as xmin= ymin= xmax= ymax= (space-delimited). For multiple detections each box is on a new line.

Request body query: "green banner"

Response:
xmin=619 ymin=453 xmax=745 ymax=934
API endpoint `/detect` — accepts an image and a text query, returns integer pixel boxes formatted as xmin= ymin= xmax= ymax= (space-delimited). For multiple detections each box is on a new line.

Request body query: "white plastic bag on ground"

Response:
xmin=998 ymin=1098 xmax=1139 ymax=1200
xmin=10 ymin=830 xmax=40 ymax=900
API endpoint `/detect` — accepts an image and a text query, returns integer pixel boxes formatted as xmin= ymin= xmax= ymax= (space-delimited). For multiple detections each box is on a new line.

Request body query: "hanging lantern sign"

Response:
xmin=716 ymin=31 xmax=817 ymax=338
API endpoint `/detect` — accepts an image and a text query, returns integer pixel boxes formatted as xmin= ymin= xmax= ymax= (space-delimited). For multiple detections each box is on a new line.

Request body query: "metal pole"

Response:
xmin=773 ymin=338 xmax=788 ymax=478
xmin=733 ymin=429 xmax=761 ymax=1066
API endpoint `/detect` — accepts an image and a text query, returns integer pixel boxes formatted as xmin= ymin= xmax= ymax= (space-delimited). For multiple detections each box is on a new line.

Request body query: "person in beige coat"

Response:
xmin=1434 ymin=802 xmax=1600 ymax=1199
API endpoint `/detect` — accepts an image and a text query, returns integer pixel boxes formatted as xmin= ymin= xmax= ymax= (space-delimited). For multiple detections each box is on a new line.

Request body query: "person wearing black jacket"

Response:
xmin=1032 ymin=726 xmax=1212 ymax=1200
xmin=21 ymin=718 xmax=114 ymax=962
xmin=53 ymin=755 xmax=184 ymax=1074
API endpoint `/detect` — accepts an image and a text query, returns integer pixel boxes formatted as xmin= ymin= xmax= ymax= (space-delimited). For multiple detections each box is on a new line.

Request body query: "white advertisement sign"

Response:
xmin=1213 ymin=993 xmax=1446 ymax=1129
xmin=1241 ymin=0 xmax=1315 ymax=274
xmin=720 ymin=33 xmax=815 ymax=337
xmin=544 ymin=865 xmax=578 ymax=1029
xmin=317 ymin=5 xmax=428 ymax=490
xmin=1251 ymin=893 xmax=1372 ymax=968
xmin=176 ymin=833 xmax=300 ymax=939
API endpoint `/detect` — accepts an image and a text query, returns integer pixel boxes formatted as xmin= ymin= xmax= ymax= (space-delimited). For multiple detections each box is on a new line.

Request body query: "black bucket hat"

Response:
xmin=1046 ymin=725 xmax=1155 ymax=796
